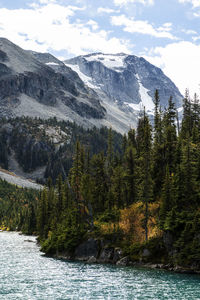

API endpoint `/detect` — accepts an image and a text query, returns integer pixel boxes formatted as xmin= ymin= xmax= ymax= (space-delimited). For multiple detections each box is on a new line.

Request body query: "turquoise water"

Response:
xmin=0 ymin=232 xmax=200 ymax=299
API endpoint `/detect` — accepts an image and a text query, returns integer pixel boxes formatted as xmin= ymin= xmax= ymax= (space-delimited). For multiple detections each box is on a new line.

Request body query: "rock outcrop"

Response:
xmin=65 ymin=238 xmax=124 ymax=265
xmin=74 ymin=238 xmax=100 ymax=261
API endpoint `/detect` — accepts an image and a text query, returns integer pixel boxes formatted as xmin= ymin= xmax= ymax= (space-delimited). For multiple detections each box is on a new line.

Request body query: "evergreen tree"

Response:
xmin=111 ymin=165 xmax=126 ymax=209
xmin=163 ymin=96 xmax=177 ymax=175
xmin=160 ymin=165 xmax=175 ymax=229
xmin=152 ymin=90 xmax=164 ymax=200
xmin=137 ymin=110 xmax=153 ymax=241
xmin=69 ymin=141 xmax=84 ymax=205
xmin=90 ymin=153 xmax=108 ymax=213
xmin=124 ymin=145 xmax=137 ymax=206
xmin=37 ymin=188 xmax=48 ymax=238
xmin=181 ymin=89 xmax=192 ymax=139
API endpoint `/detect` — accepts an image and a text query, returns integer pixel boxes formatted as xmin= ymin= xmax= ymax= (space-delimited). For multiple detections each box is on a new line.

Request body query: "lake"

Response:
xmin=0 ymin=232 xmax=200 ymax=299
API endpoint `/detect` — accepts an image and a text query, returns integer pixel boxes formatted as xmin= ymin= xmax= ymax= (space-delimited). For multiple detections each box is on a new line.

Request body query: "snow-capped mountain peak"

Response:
xmin=83 ymin=53 xmax=128 ymax=72
xmin=0 ymin=38 xmax=183 ymax=134
xmin=65 ymin=52 xmax=183 ymax=119
xmin=63 ymin=52 xmax=183 ymax=132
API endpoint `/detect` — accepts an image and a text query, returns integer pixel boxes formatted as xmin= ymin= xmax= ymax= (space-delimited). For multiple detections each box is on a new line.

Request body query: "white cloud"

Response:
xmin=157 ymin=23 xmax=173 ymax=33
xmin=38 ymin=0 xmax=57 ymax=3
xmin=193 ymin=12 xmax=200 ymax=17
xmin=97 ymin=7 xmax=118 ymax=14
xmin=87 ymin=20 xmax=99 ymax=30
xmin=145 ymin=41 xmax=200 ymax=95
xmin=114 ymin=0 xmax=154 ymax=6
xmin=111 ymin=15 xmax=177 ymax=39
xmin=182 ymin=29 xmax=197 ymax=35
xmin=179 ymin=0 xmax=200 ymax=8
xmin=0 ymin=3 xmax=131 ymax=56
xmin=192 ymin=35 xmax=200 ymax=42
xmin=179 ymin=0 xmax=200 ymax=17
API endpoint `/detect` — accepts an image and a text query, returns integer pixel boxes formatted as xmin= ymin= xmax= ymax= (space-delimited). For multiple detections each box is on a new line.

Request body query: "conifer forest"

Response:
xmin=1 ymin=90 xmax=200 ymax=268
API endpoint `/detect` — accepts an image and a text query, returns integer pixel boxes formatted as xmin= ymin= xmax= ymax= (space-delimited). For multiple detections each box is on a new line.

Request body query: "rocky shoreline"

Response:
xmin=49 ymin=238 xmax=200 ymax=275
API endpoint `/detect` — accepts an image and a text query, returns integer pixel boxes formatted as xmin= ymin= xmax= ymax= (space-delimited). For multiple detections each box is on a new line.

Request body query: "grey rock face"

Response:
xmin=0 ymin=49 xmax=8 ymax=62
xmin=74 ymin=238 xmax=124 ymax=264
xmin=29 ymin=51 xmax=88 ymax=93
xmin=0 ymin=38 xmax=105 ymax=121
xmin=66 ymin=53 xmax=183 ymax=114
xmin=0 ymin=38 xmax=183 ymax=133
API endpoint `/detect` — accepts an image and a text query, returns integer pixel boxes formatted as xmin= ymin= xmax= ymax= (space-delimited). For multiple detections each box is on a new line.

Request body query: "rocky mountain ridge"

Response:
xmin=65 ymin=52 xmax=183 ymax=112
xmin=0 ymin=38 xmax=105 ymax=127
xmin=0 ymin=38 xmax=183 ymax=133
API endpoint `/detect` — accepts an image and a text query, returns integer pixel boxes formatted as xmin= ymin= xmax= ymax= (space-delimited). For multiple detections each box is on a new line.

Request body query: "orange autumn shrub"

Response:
xmin=119 ymin=201 xmax=162 ymax=243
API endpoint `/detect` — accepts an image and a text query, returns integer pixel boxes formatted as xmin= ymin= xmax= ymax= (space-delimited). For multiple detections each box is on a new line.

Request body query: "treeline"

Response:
xmin=37 ymin=90 xmax=200 ymax=266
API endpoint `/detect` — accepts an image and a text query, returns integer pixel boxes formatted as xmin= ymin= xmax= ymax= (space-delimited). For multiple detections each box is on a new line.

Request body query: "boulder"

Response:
xmin=98 ymin=246 xmax=114 ymax=263
xmin=87 ymin=256 xmax=97 ymax=264
xmin=142 ymin=248 xmax=151 ymax=257
xmin=74 ymin=238 xmax=100 ymax=261
xmin=116 ymin=256 xmax=129 ymax=266
xmin=113 ymin=248 xmax=123 ymax=263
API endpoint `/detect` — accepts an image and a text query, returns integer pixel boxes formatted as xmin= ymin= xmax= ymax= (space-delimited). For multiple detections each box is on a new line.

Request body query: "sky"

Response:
xmin=0 ymin=0 xmax=200 ymax=96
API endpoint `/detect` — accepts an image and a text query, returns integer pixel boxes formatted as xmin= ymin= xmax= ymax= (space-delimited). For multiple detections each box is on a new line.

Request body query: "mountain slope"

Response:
xmin=0 ymin=38 xmax=183 ymax=133
xmin=0 ymin=38 xmax=105 ymax=126
xmin=0 ymin=168 xmax=42 ymax=190
xmin=28 ymin=49 xmax=184 ymax=133
xmin=65 ymin=53 xmax=183 ymax=116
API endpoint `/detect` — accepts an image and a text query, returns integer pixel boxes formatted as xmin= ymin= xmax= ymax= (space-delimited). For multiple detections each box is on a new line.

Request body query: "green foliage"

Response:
xmin=97 ymin=209 xmax=120 ymax=223
xmin=0 ymin=117 xmax=122 ymax=183
xmin=41 ymin=224 xmax=86 ymax=255
xmin=1 ymin=90 xmax=200 ymax=268
xmin=34 ymin=91 xmax=200 ymax=267
xmin=0 ymin=179 xmax=38 ymax=234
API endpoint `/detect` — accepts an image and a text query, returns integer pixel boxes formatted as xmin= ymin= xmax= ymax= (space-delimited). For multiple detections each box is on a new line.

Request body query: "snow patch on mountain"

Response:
xmin=124 ymin=102 xmax=142 ymax=111
xmin=124 ymin=75 xmax=155 ymax=114
xmin=45 ymin=62 xmax=59 ymax=66
xmin=65 ymin=63 xmax=99 ymax=89
xmin=136 ymin=74 xmax=155 ymax=114
xmin=85 ymin=53 xmax=127 ymax=72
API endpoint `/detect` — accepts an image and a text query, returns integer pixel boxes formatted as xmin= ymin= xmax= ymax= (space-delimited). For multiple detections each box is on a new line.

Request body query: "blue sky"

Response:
xmin=0 ymin=0 xmax=200 ymax=95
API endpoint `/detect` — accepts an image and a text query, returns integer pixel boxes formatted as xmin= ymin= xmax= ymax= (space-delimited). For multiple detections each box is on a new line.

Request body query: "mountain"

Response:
xmin=65 ymin=53 xmax=183 ymax=128
xmin=0 ymin=38 xmax=105 ymax=127
xmin=0 ymin=38 xmax=183 ymax=133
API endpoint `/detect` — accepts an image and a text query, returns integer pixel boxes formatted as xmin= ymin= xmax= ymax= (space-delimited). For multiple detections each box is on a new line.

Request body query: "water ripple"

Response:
xmin=0 ymin=232 xmax=200 ymax=299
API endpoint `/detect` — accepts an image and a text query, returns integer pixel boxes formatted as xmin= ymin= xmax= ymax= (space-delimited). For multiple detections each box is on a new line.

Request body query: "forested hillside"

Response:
xmin=35 ymin=90 xmax=200 ymax=269
xmin=0 ymin=117 xmax=122 ymax=183
xmin=1 ymin=90 xmax=200 ymax=271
